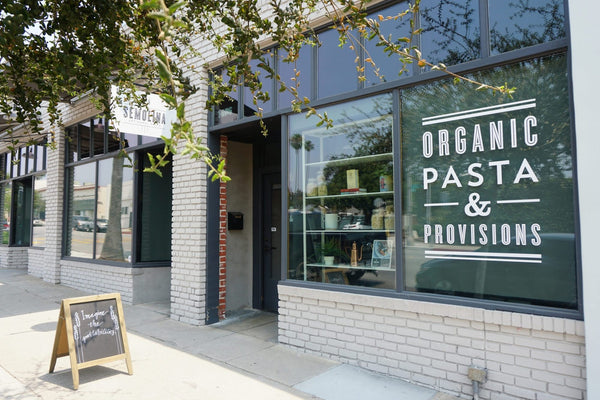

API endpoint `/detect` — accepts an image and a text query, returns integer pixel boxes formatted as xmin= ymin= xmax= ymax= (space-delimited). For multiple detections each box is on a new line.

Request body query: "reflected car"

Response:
xmin=415 ymin=233 xmax=577 ymax=309
xmin=73 ymin=216 xmax=93 ymax=232
xmin=96 ymin=219 xmax=108 ymax=232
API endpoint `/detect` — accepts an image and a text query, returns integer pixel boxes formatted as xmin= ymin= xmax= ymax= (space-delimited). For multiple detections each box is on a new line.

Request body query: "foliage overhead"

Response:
xmin=0 ymin=0 xmax=513 ymax=180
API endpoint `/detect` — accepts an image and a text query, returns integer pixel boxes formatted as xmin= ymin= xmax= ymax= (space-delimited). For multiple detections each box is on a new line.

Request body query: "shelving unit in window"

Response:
xmin=297 ymin=112 xmax=396 ymax=282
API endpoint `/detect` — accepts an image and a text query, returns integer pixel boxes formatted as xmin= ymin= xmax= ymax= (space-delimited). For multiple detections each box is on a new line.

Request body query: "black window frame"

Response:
xmin=62 ymin=116 xmax=171 ymax=268
xmin=0 ymin=139 xmax=48 ymax=248
xmin=207 ymin=0 xmax=580 ymax=320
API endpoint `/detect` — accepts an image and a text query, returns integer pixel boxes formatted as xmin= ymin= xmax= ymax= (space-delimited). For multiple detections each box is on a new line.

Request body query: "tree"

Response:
xmin=0 ymin=0 xmax=512 ymax=179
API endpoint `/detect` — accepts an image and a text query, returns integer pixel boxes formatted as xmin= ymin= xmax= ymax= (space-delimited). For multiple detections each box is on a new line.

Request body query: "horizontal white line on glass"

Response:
xmin=425 ymin=250 xmax=541 ymax=259
xmin=496 ymin=198 xmax=540 ymax=204
xmin=424 ymin=202 xmax=460 ymax=207
xmin=422 ymin=99 xmax=536 ymax=126
xmin=424 ymin=255 xmax=542 ymax=264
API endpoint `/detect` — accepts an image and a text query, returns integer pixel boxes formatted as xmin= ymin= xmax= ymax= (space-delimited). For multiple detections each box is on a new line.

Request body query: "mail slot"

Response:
xmin=228 ymin=212 xmax=244 ymax=230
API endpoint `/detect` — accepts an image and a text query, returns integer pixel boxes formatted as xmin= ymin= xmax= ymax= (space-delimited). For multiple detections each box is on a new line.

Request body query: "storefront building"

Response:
xmin=1 ymin=1 xmax=598 ymax=399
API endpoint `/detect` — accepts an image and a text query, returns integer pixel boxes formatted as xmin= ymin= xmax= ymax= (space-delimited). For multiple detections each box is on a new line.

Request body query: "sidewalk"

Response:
xmin=0 ymin=268 xmax=458 ymax=400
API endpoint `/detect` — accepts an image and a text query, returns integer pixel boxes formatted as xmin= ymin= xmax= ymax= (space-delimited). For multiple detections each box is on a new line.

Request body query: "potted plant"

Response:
xmin=321 ymin=238 xmax=342 ymax=265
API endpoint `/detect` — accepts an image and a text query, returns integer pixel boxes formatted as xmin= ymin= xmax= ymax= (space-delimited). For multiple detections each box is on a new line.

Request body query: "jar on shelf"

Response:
xmin=384 ymin=205 xmax=395 ymax=230
xmin=371 ymin=209 xmax=384 ymax=230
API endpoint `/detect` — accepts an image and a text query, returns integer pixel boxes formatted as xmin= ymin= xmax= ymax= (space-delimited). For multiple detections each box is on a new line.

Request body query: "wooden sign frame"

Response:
xmin=49 ymin=293 xmax=133 ymax=389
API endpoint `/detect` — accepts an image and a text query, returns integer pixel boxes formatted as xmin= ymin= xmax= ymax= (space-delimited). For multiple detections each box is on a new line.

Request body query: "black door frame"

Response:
xmin=253 ymin=167 xmax=281 ymax=311
xmin=206 ymin=122 xmax=282 ymax=322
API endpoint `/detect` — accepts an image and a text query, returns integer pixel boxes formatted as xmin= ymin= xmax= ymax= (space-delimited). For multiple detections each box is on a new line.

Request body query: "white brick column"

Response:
xmin=43 ymin=130 xmax=65 ymax=283
xmin=169 ymin=68 xmax=210 ymax=325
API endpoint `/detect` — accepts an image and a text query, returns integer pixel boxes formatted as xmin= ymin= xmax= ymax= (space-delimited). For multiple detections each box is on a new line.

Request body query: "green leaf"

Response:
xmin=156 ymin=59 xmax=171 ymax=83
xmin=177 ymin=102 xmax=185 ymax=119
xmin=168 ymin=1 xmax=186 ymax=15
xmin=159 ymin=94 xmax=177 ymax=109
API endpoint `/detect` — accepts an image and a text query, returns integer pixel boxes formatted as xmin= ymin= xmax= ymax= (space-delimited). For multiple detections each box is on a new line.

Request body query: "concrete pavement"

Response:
xmin=0 ymin=268 xmax=458 ymax=400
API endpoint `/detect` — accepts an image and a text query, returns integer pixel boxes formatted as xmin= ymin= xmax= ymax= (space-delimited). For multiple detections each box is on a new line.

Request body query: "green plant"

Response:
xmin=321 ymin=238 xmax=340 ymax=257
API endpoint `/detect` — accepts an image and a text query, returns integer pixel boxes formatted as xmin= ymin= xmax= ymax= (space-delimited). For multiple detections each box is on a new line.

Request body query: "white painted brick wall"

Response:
xmin=278 ymin=285 xmax=586 ymax=400
xmin=0 ymin=247 xmax=28 ymax=269
xmin=169 ymin=64 xmax=210 ymax=325
xmin=27 ymin=248 xmax=45 ymax=277
xmin=60 ymin=260 xmax=135 ymax=304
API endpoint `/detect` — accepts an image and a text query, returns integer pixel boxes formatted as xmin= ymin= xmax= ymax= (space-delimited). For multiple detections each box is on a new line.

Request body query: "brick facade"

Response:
xmin=169 ymin=70 xmax=210 ymax=325
xmin=218 ymin=136 xmax=228 ymax=320
xmin=278 ymin=285 xmax=586 ymax=400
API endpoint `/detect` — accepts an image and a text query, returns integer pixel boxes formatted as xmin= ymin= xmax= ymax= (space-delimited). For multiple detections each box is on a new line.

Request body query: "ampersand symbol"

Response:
xmin=464 ymin=193 xmax=491 ymax=217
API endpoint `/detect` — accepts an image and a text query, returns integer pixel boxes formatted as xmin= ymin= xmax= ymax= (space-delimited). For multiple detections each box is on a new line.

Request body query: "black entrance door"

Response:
xmin=261 ymin=172 xmax=281 ymax=312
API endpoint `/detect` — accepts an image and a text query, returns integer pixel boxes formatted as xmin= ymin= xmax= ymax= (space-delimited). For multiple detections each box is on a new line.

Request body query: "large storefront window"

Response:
xmin=287 ymin=53 xmax=577 ymax=311
xmin=288 ymin=94 xmax=396 ymax=289
xmin=0 ymin=143 xmax=47 ymax=248
xmin=401 ymin=53 xmax=577 ymax=309
xmin=64 ymin=116 xmax=171 ymax=265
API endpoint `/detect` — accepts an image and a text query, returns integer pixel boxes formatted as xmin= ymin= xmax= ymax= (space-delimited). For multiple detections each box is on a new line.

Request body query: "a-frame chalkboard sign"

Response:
xmin=49 ymin=293 xmax=133 ymax=389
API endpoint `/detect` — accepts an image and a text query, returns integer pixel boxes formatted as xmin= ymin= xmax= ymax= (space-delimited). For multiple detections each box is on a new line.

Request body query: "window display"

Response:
xmin=288 ymin=94 xmax=396 ymax=289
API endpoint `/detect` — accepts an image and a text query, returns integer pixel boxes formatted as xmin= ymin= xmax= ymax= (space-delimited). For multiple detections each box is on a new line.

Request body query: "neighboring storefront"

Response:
xmin=1 ymin=0 xmax=598 ymax=399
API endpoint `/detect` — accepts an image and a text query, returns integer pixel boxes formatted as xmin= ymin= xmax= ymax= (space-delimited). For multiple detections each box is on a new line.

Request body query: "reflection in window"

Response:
xmin=11 ymin=153 xmax=19 ymax=178
xmin=288 ymin=94 xmax=395 ymax=290
xmin=35 ymin=143 xmax=46 ymax=172
xmin=419 ymin=0 xmax=480 ymax=66
xmin=138 ymin=152 xmax=172 ymax=262
xmin=92 ymin=118 xmax=106 ymax=156
xmin=66 ymin=126 xmax=78 ymax=163
xmin=32 ymin=175 xmax=47 ymax=247
xmin=278 ymin=45 xmax=312 ymax=108
xmin=365 ymin=2 xmax=413 ymax=85
xmin=65 ymin=163 xmax=96 ymax=258
xmin=244 ymin=55 xmax=274 ymax=117
xmin=1 ymin=182 xmax=11 ymax=245
xmin=78 ymin=121 xmax=92 ymax=159
xmin=3 ymin=154 xmax=10 ymax=180
xmin=24 ymin=147 xmax=34 ymax=175
xmin=401 ymin=53 xmax=576 ymax=309
xmin=489 ymin=0 xmax=565 ymax=55
xmin=95 ymin=157 xmax=134 ymax=262
xmin=12 ymin=178 xmax=32 ymax=246
xmin=214 ymin=68 xmax=239 ymax=125
xmin=123 ymin=133 xmax=139 ymax=148
xmin=317 ymin=28 xmax=359 ymax=99
xmin=108 ymin=128 xmax=122 ymax=153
